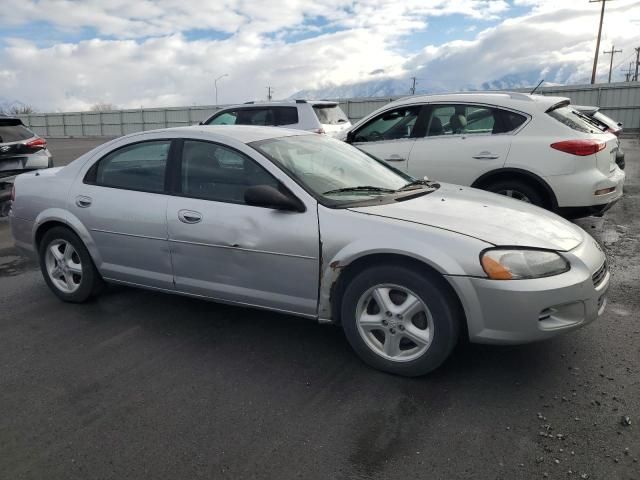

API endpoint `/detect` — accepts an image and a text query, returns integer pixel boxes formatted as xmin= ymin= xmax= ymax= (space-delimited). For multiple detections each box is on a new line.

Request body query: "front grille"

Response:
xmin=592 ymin=260 xmax=608 ymax=287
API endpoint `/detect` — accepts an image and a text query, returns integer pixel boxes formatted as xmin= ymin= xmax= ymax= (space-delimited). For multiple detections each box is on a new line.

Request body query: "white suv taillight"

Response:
xmin=550 ymin=139 xmax=606 ymax=156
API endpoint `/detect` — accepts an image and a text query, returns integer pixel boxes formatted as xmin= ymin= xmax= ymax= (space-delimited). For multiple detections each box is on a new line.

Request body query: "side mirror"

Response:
xmin=244 ymin=185 xmax=305 ymax=212
xmin=345 ymin=130 xmax=355 ymax=144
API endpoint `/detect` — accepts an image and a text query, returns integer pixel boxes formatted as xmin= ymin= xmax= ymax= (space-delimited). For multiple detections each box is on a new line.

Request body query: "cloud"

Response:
xmin=0 ymin=0 xmax=637 ymax=111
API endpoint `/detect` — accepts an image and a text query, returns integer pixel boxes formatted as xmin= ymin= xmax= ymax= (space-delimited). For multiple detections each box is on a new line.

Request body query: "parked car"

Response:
xmin=10 ymin=126 xmax=609 ymax=376
xmin=573 ymin=105 xmax=624 ymax=169
xmin=201 ymin=100 xmax=351 ymax=137
xmin=1 ymin=114 xmax=53 ymax=215
xmin=342 ymin=92 xmax=625 ymax=218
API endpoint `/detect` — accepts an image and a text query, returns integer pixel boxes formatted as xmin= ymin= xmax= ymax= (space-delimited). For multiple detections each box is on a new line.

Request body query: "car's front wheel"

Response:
xmin=341 ymin=264 xmax=461 ymax=376
xmin=39 ymin=226 xmax=103 ymax=303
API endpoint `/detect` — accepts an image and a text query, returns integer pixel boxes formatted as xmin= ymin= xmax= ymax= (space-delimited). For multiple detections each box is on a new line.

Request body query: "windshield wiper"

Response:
xmin=396 ymin=179 xmax=437 ymax=192
xmin=323 ymin=186 xmax=396 ymax=195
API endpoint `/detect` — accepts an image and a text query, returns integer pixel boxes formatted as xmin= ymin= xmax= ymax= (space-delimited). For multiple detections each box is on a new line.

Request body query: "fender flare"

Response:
xmin=471 ymin=168 xmax=558 ymax=210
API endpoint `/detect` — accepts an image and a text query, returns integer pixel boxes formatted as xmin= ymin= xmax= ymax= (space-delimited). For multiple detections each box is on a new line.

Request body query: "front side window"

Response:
xmin=208 ymin=111 xmax=238 ymax=125
xmin=426 ymin=104 xmax=527 ymax=136
xmin=353 ymin=106 xmax=421 ymax=143
xmin=252 ymin=134 xmax=421 ymax=205
xmin=180 ymin=140 xmax=279 ymax=204
xmin=85 ymin=141 xmax=170 ymax=193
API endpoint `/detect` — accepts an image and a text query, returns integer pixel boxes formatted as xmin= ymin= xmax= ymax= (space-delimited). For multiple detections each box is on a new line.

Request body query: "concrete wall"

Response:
xmin=18 ymin=81 xmax=640 ymax=138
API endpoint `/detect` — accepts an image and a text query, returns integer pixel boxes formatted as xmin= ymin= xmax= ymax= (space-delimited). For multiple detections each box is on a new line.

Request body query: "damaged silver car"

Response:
xmin=9 ymin=126 xmax=609 ymax=376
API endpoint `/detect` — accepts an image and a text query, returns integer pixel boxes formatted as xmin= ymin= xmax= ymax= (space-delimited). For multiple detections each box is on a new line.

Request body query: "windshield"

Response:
xmin=312 ymin=104 xmax=349 ymax=125
xmin=251 ymin=134 xmax=415 ymax=203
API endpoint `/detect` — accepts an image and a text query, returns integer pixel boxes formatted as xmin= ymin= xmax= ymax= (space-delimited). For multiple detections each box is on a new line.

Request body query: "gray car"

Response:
xmin=0 ymin=115 xmax=52 ymax=178
xmin=9 ymin=126 xmax=609 ymax=376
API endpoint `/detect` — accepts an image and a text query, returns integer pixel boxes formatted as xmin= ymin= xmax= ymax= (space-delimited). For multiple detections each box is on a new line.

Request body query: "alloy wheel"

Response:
xmin=355 ymin=284 xmax=434 ymax=362
xmin=44 ymin=239 xmax=83 ymax=293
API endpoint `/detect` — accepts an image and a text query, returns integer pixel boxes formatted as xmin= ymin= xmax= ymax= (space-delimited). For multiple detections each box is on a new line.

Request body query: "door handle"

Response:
xmin=178 ymin=210 xmax=202 ymax=224
xmin=472 ymin=151 xmax=500 ymax=160
xmin=384 ymin=154 xmax=405 ymax=162
xmin=75 ymin=195 xmax=92 ymax=208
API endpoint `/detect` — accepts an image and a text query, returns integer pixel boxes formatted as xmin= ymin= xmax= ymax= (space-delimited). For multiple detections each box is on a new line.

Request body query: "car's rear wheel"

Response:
xmin=39 ymin=227 xmax=103 ymax=302
xmin=485 ymin=180 xmax=545 ymax=207
xmin=341 ymin=264 xmax=461 ymax=376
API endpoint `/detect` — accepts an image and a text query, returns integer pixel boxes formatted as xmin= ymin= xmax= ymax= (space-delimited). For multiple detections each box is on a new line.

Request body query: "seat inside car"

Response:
xmin=449 ymin=113 xmax=467 ymax=134
xmin=427 ymin=116 xmax=444 ymax=136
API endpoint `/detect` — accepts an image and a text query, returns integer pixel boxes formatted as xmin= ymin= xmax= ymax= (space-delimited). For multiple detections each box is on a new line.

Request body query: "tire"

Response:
xmin=39 ymin=226 xmax=104 ymax=303
xmin=484 ymin=180 xmax=545 ymax=207
xmin=341 ymin=264 xmax=461 ymax=376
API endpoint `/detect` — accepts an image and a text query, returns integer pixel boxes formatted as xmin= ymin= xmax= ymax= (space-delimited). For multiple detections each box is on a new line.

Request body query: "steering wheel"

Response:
xmin=368 ymin=131 xmax=383 ymax=141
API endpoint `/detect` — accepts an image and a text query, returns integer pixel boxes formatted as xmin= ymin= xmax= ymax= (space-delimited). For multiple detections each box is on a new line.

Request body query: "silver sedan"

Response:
xmin=9 ymin=126 xmax=609 ymax=376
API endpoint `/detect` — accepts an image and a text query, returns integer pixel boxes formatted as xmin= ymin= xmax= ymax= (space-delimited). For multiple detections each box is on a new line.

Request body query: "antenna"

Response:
xmin=530 ymin=79 xmax=544 ymax=94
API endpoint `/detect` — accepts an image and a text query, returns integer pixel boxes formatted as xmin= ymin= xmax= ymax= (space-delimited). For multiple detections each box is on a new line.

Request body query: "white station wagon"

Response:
xmin=343 ymin=92 xmax=625 ymax=218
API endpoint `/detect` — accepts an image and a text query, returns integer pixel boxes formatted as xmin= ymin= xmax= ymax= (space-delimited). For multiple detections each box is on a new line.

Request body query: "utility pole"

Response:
xmin=410 ymin=77 xmax=417 ymax=95
xmin=589 ymin=0 xmax=611 ymax=84
xmin=634 ymin=46 xmax=640 ymax=81
xmin=623 ymin=62 xmax=634 ymax=82
xmin=603 ymin=45 xmax=622 ymax=83
xmin=267 ymin=86 xmax=273 ymax=101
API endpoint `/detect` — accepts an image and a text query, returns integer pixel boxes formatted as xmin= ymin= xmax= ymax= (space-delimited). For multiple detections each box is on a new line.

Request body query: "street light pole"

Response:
xmin=214 ymin=74 xmax=229 ymax=106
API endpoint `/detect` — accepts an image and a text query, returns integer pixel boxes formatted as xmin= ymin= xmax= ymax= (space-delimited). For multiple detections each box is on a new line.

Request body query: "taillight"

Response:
xmin=25 ymin=137 xmax=47 ymax=151
xmin=550 ymin=139 xmax=606 ymax=156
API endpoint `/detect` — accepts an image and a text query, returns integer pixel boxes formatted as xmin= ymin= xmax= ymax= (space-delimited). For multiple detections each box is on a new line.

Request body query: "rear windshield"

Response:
xmin=312 ymin=104 xmax=349 ymax=125
xmin=547 ymin=106 xmax=605 ymax=134
xmin=0 ymin=123 xmax=35 ymax=143
xmin=593 ymin=111 xmax=619 ymax=130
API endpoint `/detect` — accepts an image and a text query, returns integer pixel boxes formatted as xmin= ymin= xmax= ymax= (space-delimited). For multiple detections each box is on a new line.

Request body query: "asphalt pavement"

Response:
xmin=1 ymin=137 xmax=638 ymax=480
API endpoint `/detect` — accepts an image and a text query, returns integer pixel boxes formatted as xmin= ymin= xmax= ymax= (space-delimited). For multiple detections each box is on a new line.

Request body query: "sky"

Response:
xmin=0 ymin=0 xmax=639 ymax=112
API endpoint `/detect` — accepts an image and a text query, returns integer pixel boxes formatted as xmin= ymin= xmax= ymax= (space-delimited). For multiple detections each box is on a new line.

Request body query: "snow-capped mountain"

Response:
xmin=291 ymin=68 xmax=584 ymax=100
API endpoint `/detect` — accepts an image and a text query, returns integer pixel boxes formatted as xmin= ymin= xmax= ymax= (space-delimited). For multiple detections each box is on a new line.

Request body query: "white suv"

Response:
xmin=202 ymin=100 xmax=352 ymax=137
xmin=343 ymin=92 xmax=625 ymax=218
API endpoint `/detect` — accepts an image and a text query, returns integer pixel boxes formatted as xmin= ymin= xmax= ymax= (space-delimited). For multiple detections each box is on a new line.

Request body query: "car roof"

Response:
xmin=221 ymin=99 xmax=338 ymax=108
xmin=137 ymin=125 xmax=309 ymax=144
xmin=387 ymin=91 xmax=570 ymax=114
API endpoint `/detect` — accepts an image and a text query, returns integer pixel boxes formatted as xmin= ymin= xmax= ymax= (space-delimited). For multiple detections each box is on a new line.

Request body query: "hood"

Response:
xmin=349 ymin=184 xmax=584 ymax=251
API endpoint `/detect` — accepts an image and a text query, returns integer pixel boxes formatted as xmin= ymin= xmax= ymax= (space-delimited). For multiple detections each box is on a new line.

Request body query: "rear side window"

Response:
xmin=273 ymin=107 xmax=299 ymax=126
xmin=426 ymin=104 xmax=527 ymax=136
xmin=85 ymin=141 xmax=170 ymax=193
xmin=547 ymin=106 xmax=602 ymax=134
xmin=0 ymin=123 xmax=35 ymax=143
xmin=313 ymin=104 xmax=348 ymax=125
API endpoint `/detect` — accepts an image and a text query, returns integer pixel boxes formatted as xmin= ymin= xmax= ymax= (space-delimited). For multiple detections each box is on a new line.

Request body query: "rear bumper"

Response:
xmin=447 ymin=233 xmax=608 ymax=344
xmin=546 ymin=166 xmax=625 ymax=217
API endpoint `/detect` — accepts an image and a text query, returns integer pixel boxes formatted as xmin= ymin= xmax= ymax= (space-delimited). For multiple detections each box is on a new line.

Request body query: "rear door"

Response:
xmin=166 ymin=139 xmax=320 ymax=316
xmin=69 ymin=139 xmax=174 ymax=289
xmin=350 ymin=105 xmax=425 ymax=172
xmin=407 ymin=104 xmax=518 ymax=185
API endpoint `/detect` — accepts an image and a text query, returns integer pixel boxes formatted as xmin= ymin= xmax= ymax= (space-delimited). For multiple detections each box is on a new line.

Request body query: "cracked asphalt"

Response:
xmin=1 ymin=137 xmax=638 ymax=479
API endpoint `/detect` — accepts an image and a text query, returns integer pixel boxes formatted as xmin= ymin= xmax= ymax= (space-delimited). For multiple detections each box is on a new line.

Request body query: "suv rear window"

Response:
xmin=312 ymin=104 xmax=349 ymax=125
xmin=0 ymin=122 xmax=35 ymax=143
xmin=547 ymin=106 xmax=603 ymax=134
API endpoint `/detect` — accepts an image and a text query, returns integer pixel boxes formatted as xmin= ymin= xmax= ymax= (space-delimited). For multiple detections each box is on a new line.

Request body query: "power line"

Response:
xmin=589 ymin=0 xmax=613 ymax=84
xmin=603 ymin=45 xmax=622 ymax=83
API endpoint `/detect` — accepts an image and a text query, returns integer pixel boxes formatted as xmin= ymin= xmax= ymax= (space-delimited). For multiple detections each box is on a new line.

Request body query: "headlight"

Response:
xmin=480 ymin=249 xmax=570 ymax=280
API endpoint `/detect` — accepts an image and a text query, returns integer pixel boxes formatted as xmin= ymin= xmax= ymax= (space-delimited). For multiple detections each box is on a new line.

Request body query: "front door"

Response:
xmin=166 ymin=139 xmax=320 ymax=316
xmin=351 ymin=105 xmax=424 ymax=173
xmin=68 ymin=140 xmax=174 ymax=289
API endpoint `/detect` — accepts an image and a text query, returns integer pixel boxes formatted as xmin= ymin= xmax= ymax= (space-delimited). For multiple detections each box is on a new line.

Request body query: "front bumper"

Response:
xmin=447 ymin=233 xmax=608 ymax=344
